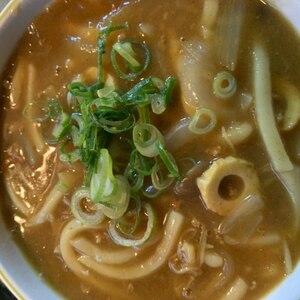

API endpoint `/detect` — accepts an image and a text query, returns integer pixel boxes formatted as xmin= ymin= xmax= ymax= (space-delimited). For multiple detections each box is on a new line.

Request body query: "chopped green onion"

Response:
xmin=97 ymin=22 xmax=129 ymax=86
xmin=92 ymin=107 xmax=135 ymax=133
xmin=213 ymin=71 xmax=237 ymax=99
xmin=60 ymin=149 xmax=81 ymax=163
xmin=137 ymin=106 xmax=150 ymax=124
xmin=23 ymin=21 xmax=179 ymax=226
xmin=121 ymin=77 xmax=152 ymax=101
xmin=70 ymin=114 xmax=85 ymax=146
xmin=152 ymin=77 xmax=165 ymax=90
xmin=129 ymin=149 xmax=154 ymax=176
xmin=52 ymin=112 xmax=71 ymax=139
xmin=151 ymin=162 xmax=175 ymax=190
xmin=163 ymin=76 xmax=177 ymax=105
xmin=68 ymin=82 xmax=94 ymax=99
xmin=124 ymin=164 xmax=145 ymax=193
xmin=98 ymin=175 xmax=130 ymax=219
xmin=47 ymin=99 xmax=64 ymax=119
xmin=142 ymin=184 xmax=161 ymax=199
xmin=90 ymin=148 xmax=116 ymax=203
xmin=92 ymin=97 xmax=120 ymax=108
xmin=23 ymin=101 xmax=50 ymax=123
xmin=71 ymin=187 xmax=105 ymax=225
xmin=188 ymin=108 xmax=217 ymax=135
xmin=150 ymin=93 xmax=167 ymax=115
xmin=133 ymin=123 xmax=165 ymax=157
xmin=108 ymin=202 xmax=156 ymax=247
xmin=41 ymin=110 xmax=71 ymax=145
xmin=111 ymin=40 xmax=150 ymax=80
xmin=116 ymin=194 xmax=142 ymax=236
xmin=155 ymin=141 xmax=180 ymax=177
xmin=97 ymin=86 xmax=116 ymax=97
xmin=113 ymin=42 xmax=141 ymax=69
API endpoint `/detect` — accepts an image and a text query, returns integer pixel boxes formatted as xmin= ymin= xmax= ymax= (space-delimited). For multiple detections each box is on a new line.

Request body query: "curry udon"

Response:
xmin=1 ymin=0 xmax=300 ymax=299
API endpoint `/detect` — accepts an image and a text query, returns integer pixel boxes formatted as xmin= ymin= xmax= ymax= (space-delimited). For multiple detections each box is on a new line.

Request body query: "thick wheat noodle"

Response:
xmin=71 ymin=237 xmax=138 ymax=264
xmin=253 ymin=40 xmax=300 ymax=229
xmin=60 ymin=219 xmax=136 ymax=300
xmin=79 ymin=210 xmax=184 ymax=280
xmin=25 ymin=63 xmax=46 ymax=154
xmin=28 ymin=186 xmax=65 ymax=226
xmin=28 ymin=172 xmax=77 ymax=226
xmin=5 ymin=179 xmax=31 ymax=216
xmin=10 ymin=58 xmax=26 ymax=108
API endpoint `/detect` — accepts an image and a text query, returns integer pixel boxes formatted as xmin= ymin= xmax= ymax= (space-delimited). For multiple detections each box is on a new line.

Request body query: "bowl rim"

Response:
xmin=0 ymin=5 xmax=25 ymax=300
xmin=0 ymin=1 xmax=60 ymax=299
xmin=0 ymin=269 xmax=26 ymax=300
xmin=0 ymin=0 xmax=300 ymax=299
xmin=0 ymin=0 xmax=18 ymax=23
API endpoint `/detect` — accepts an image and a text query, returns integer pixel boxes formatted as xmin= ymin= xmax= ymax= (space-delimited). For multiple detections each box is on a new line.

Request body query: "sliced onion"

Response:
xmin=218 ymin=194 xmax=264 ymax=245
xmin=221 ymin=276 xmax=248 ymax=300
xmin=214 ymin=249 xmax=235 ymax=289
xmin=216 ymin=0 xmax=245 ymax=71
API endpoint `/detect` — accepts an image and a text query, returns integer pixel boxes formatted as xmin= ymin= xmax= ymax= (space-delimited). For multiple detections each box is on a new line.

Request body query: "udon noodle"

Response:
xmin=1 ymin=0 xmax=300 ymax=299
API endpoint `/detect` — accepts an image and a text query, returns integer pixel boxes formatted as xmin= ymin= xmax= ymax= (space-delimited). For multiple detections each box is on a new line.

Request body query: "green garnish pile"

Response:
xmin=23 ymin=22 xmax=179 ymax=236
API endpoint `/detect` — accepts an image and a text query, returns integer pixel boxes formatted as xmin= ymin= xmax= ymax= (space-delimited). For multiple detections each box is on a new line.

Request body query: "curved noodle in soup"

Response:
xmin=1 ymin=0 xmax=300 ymax=299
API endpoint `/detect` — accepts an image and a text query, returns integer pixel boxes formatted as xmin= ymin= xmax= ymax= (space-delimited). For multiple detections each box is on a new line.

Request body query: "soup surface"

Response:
xmin=1 ymin=0 xmax=300 ymax=299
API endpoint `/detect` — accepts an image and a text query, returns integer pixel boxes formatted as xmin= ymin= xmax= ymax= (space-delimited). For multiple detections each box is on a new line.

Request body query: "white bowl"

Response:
xmin=0 ymin=0 xmax=300 ymax=299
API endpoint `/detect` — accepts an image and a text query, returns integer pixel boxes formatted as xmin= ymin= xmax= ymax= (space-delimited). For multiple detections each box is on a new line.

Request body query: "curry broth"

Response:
xmin=1 ymin=0 xmax=300 ymax=299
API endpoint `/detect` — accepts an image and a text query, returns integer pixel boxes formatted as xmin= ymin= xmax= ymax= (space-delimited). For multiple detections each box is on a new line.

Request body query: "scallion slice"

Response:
xmin=142 ymin=184 xmax=161 ymax=199
xmin=108 ymin=202 xmax=156 ymax=247
xmin=163 ymin=76 xmax=177 ymax=105
xmin=124 ymin=164 xmax=145 ymax=193
xmin=71 ymin=187 xmax=105 ymax=225
xmin=98 ymin=175 xmax=130 ymax=219
xmin=151 ymin=163 xmax=175 ymax=190
xmin=90 ymin=148 xmax=116 ymax=203
xmin=59 ymin=144 xmax=81 ymax=163
xmin=129 ymin=149 xmax=154 ymax=176
xmin=98 ymin=22 xmax=129 ymax=86
xmin=188 ymin=108 xmax=217 ymax=135
xmin=150 ymin=94 xmax=167 ymax=115
xmin=213 ymin=71 xmax=237 ymax=99
xmin=111 ymin=40 xmax=150 ymax=80
xmin=116 ymin=194 xmax=142 ymax=236
xmin=113 ymin=42 xmax=141 ymax=69
xmin=133 ymin=123 xmax=165 ymax=157
xmin=155 ymin=141 xmax=180 ymax=177
xmin=92 ymin=107 xmax=135 ymax=133
xmin=68 ymin=82 xmax=94 ymax=99
xmin=52 ymin=112 xmax=71 ymax=139
xmin=23 ymin=101 xmax=50 ymax=123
